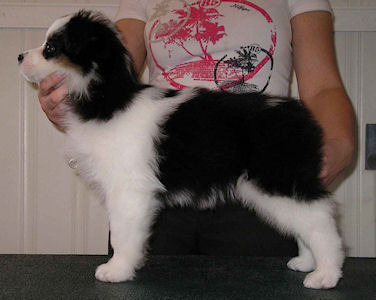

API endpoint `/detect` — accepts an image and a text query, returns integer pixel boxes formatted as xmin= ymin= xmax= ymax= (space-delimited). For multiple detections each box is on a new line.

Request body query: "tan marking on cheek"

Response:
xmin=55 ymin=55 xmax=83 ymax=75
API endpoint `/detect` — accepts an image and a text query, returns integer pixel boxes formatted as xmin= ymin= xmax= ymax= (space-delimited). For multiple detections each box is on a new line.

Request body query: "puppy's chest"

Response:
xmin=64 ymin=118 xmax=157 ymax=188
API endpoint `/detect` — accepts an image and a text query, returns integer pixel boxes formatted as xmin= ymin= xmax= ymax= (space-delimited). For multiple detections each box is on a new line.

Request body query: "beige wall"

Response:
xmin=0 ymin=1 xmax=375 ymax=256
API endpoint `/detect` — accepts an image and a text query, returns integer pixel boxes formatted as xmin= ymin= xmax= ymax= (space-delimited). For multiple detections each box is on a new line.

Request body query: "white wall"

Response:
xmin=0 ymin=1 xmax=375 ymax=256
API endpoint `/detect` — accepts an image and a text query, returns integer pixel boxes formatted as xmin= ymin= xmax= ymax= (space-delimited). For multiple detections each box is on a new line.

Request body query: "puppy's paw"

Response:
xmin=303 ymin=269 xmax=342 ymax=289
xmin=287 ymin=256 xmax=315 ymax=272
xmin=95 ymin=259 xmax=135 ymax=283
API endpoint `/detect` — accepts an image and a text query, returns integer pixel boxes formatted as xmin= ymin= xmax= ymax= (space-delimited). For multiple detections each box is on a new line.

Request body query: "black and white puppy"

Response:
xmin=18 ymin=11 xmax=344 ymax=289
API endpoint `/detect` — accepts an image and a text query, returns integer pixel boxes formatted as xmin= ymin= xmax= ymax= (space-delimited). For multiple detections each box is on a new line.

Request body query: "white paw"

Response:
xmin=303 ymin=269 xmax=342 ymax=289
xmin=287 ymin=256 xmax=315 ymax=272
xmin=95 ymin=259 xmax=135 ymax=283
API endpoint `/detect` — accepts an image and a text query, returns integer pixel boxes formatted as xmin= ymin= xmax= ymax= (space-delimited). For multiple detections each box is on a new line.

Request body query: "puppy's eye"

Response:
xmin=45 ymin=43 xmax=55 ymax=53
xmin=43 ymin=42 xmax=56 ymax=58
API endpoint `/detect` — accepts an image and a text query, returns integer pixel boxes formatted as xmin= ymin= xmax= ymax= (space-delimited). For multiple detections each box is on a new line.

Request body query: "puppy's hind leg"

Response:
xmin=287 ymin=238 xmax=315 ymax=272
xmin=95 ymin=188 xmax=160 ymax=283
xmin=299 ymin=203 xmax=344 ymax=289
xmin=236 ymin=178 xmax=344 ymax=289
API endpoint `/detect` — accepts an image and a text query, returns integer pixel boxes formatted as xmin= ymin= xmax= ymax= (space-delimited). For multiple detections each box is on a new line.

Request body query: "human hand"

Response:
xmin=38 ymin=73 xmax=68 ymax=131
xmin=320 ymin=138 xmax=354 ymax=187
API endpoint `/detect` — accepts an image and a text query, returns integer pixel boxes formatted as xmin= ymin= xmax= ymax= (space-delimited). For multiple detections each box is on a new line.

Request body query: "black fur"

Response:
xmin=156 ymin=90 xmax=327 ymax=203
xmin=50 ymin=11 xmax=146 ymax=121
xmin=59 ymin=11 xmax=327 ymax=204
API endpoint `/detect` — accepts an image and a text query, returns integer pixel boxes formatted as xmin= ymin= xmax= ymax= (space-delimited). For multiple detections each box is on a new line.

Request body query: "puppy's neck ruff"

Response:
xmin=68 ymin=54 xmax=145 ymax=122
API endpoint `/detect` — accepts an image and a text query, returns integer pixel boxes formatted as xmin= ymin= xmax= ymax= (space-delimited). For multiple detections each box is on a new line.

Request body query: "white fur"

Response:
xmin=266 ymin=97 xmax=299 ymax=107
xmin=70 ymin=65 xmax=99 ymax=98
xmin=197 ymin=186 xmax=235 ymax=210
xmin=235 ymin=176 xmax=344 ymax=289
xmin=19 ymin=16 xmax=72 ymax=83
xmin=19 ymin=45 xmax=55 ymax=84
xmin=163 ymin=186 xmax=233 ymax=209
xmin=287 ymin=238 xmax=316 ymax=272
xmin=266 ymin=98 xmax=285 ymax=107
xmin=46 ymin=15 xmax=71 ymax=39
xmin=19 ymin=14 xmax=98 ymax=98
xmin=163 ymin=189 xmax=195 ymax=208
xmin=19 ymin=46 xmax=98 ymax=98
xmin=64 ymin=87 xmax=193 ymax=282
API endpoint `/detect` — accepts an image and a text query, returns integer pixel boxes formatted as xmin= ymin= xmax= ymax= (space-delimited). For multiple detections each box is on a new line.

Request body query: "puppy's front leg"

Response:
xmin=95 ymin=188 xmax=159 ymax=283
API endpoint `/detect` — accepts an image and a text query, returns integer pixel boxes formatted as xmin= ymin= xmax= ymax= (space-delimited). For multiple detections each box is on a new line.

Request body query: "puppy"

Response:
xmin=18 ymin=10 xmax=344 ymax=289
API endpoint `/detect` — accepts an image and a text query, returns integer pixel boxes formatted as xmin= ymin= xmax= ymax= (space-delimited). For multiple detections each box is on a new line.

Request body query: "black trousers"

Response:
xmin=109 ymin=204 xmax=298 ymax=257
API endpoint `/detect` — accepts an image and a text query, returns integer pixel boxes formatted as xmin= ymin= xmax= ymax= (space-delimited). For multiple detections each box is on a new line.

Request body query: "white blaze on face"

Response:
xmin=46 ymin=15 xmax=72 ymax=40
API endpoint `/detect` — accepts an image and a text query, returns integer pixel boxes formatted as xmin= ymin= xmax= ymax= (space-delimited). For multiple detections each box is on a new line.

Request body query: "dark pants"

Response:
xmin=109 ymin=204 xmax=298 ymax=256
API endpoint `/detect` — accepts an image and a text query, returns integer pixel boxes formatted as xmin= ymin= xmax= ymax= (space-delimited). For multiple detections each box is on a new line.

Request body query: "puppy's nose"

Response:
xmin=18 ymin=53 xmax=25 ymax=63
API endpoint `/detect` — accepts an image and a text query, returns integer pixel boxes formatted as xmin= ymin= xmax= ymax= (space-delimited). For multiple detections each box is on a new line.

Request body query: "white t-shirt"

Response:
xmin=115 ymin=0 xmax=332 ymax=96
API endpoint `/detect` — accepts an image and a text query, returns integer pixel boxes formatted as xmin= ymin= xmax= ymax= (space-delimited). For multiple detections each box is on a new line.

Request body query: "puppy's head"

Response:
xmin=18 ymin=10 xmax=126 ymax=95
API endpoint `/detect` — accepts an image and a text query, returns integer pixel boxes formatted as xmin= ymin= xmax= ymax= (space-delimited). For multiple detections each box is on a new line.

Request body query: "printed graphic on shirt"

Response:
xmin=148 ymin=0 xmax=276 ymax=92
xmin=215 ymin=43 xmax=274 ymax=93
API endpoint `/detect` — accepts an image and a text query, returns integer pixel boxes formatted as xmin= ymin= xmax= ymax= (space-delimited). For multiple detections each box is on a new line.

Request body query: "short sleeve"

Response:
xmin=288 ymin=0 xmax=333 ymax=19
xmin=114 ymin=0 xmax=147 ymax=22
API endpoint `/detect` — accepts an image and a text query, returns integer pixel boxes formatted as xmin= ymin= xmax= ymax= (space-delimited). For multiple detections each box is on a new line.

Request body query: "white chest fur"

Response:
xmin=64 ymin=89 xmax=186 ymax=200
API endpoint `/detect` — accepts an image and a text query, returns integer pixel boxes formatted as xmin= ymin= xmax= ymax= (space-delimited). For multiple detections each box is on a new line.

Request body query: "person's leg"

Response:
xmin=197 ymin=204 xmax=298 ymax=256
xmin=149 ymin=207 xmax=200 ymax=255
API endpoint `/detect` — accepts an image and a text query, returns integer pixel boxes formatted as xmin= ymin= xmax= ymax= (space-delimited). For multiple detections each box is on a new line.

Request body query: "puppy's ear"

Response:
xmin=64 ymin=13 xmax=96 ymax=54
xmin=64 ymin=11 xmax=118 ymax=66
